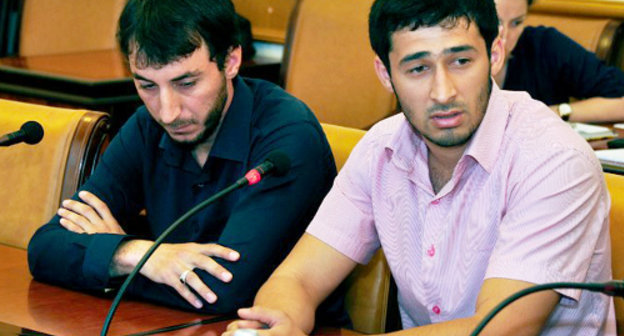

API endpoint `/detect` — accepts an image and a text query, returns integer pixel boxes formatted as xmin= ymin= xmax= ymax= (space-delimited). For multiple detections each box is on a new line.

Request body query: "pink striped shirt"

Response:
xmin=307 ymin=84 xmax=615 ymax=334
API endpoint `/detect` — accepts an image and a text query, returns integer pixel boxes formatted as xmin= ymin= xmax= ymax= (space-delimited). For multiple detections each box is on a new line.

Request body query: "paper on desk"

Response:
xmin=595 ymin=148 xmax=624 ymax=167
xmin=570 ymin=122 xmax=616 ymax=141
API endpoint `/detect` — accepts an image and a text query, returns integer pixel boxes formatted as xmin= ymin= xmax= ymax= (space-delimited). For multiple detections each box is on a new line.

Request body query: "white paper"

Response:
xmin=595 ymin=149 xmax=624 ymax=165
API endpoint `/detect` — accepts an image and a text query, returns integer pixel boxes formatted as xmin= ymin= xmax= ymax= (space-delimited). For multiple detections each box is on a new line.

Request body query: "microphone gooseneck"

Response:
xmin=470 ymin=280 xmax=624 ymax=336
xmin=100 ymin=150 xmax=291 ymax=336
xmin=0 ymin=121 xmax=44 ymax=147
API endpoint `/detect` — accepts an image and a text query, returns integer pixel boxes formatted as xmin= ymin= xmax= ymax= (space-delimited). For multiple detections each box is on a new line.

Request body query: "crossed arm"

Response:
xmin=223 ymin=234 xmax=560 ymax=336
xmin=57 ymin=190 xmax=240 ymax=309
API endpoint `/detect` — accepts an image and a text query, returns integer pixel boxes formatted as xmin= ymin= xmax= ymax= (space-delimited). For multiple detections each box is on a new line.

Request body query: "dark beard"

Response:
xmin=175 ymin=78 xmax=228 ymax=148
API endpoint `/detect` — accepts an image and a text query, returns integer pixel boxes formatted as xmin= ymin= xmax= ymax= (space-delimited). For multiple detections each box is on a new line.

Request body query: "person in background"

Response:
xmin=27 ymin=0 xmax=344 ymax=323
xmin=223 ymin=0 xmax=615 ymax=335
xmin=495 ymin=0 xmax=624 ymax=123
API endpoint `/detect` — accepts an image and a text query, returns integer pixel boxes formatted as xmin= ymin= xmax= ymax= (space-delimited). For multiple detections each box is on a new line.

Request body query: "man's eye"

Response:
xmin=179 ymin=81 xmax=196 ymax=88
xmin=455 ymin=58 xmax=471 ymax=66
xmin=409 ymin=65 xmax=428 ymax=74
xmin=139 ymin=83 xmax=156 ymax=90
xmin=511 ymin=19 xmax=524 ymax=27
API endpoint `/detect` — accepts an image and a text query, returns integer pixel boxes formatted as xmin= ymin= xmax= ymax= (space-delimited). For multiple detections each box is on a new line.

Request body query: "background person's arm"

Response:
xmin=549 ymin=96 xmax=624 ymax=123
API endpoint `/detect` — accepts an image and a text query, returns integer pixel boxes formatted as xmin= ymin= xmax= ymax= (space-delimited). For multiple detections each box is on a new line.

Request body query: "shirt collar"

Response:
xmin=158 ymin=76 xmax=252 ymax=167
xmin=384 ymin=81 xmax=509 ymax=174
xmin=463 ymin=82 xmax=508 ymax=173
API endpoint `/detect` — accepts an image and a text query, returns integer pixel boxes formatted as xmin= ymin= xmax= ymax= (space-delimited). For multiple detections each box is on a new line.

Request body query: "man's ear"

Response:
xmin=224 ymin=46 xmax=242 ymax=79
xmin=374 ymin=56 xmax=394 ymax=93
xmin=490 ymin=35 xmax=505 ymax=76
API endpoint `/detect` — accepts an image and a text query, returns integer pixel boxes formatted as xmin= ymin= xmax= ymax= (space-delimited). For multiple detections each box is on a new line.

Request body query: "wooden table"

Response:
xmin=0 ymin=48 xmax=281 ymax=134
xmin=0 ymin=244 xmax=358 ymax=336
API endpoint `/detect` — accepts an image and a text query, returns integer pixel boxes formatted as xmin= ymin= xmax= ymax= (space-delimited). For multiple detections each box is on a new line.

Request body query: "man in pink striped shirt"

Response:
xmin=224 ymin=0 xmax=615 ymax=335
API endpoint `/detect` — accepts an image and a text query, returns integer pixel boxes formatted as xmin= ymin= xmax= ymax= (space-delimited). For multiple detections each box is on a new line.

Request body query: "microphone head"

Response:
xmin=266 ymin=150 xmax=291 ymax=176
xmin=21 ymin=121 xmax=44 ymax=145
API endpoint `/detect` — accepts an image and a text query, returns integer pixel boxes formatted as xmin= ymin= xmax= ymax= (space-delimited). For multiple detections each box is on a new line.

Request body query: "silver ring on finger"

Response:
xmin=179 ymin=269 xmax=192 ymax=285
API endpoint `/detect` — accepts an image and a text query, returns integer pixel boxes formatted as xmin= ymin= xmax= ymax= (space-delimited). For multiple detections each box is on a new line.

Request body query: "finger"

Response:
xmin=201 ymin=243 xmax=240 ymax=261
xmin=226 ymin=320 xmax=243 ymax=331
xmin=226 ymin=319 xmax=265 ymax=331
xmin=78 ymin=191 xmax=119 ymax=227
xmin=57 ymin=207 xmax=98 ymax=233
xmin=172 ymin=278 xmax=204 ymax=309
xmin=235 ymin=320 xmax=266 ymax=330
xmin=59 ymin=218 xmax=85 ymax=233
xmin=61 ymin=199 xmax=103 ymax=227
xmin=184 ymin=270 xmax=218 ymax=304
xmin=193 ymin=254 xmax=234 ymax=283
xmin=237 ymin=307 xmax=283 ymax=327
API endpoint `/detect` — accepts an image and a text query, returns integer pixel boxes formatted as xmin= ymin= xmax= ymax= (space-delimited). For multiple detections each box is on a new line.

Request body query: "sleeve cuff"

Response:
xmin=82 ymin=233 xmax=129 ymax=288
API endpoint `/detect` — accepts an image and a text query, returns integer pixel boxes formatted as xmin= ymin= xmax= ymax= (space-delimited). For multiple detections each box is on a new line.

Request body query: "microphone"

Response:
xmin=236 ymin=150 xmax=291 ymax=186
xmin=100 ymin=150 xmax=291 ymax=336
xmin=0 ymin=121 xmax=44 ymax=146
xmin=470 ymin=280 xmax=624 ymax=336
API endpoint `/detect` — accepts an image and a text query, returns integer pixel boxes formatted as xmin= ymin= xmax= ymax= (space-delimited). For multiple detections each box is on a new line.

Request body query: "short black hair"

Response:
xmin=528 ymin=0 xmax=535 ymax=5
xmin=117 ymin=0 xmax=240 ymax=70
xmin=369 ymin=0 xmax=499 ymax=73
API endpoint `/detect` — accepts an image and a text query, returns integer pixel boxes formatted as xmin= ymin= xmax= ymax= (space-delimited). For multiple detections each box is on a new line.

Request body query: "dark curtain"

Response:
xmin=0 ymin=0 xmax=24 ymax=57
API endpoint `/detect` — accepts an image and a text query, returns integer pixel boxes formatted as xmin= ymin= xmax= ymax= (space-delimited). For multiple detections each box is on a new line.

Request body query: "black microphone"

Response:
xmin=100 ymin=150 xmax=291 ymax=336
xmin=0 ymin=121 xmax=44 ymax=146
xmin=470 ymin=280 xmax=624 ymax=336
xmin=234 ymin=150 xmax=291 ymax=186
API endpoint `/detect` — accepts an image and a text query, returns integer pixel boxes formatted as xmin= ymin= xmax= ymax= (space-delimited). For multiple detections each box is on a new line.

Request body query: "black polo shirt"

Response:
xmin=28 ymin=76 xmax=338 ymax=315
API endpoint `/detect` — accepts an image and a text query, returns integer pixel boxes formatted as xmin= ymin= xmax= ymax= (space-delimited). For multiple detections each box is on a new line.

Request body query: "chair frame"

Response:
xmin=61 ymin=111 xmax=110 ymax=202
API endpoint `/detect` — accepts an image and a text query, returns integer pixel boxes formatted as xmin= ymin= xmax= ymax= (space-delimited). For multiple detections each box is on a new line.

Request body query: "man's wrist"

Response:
xmin=109 ymin=239 xmax=151 ymax=276
xmin=558 ymin=103 xmax=572 ymax=121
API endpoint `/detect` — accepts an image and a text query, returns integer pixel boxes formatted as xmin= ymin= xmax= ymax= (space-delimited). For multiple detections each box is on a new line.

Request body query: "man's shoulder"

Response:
xmin=352 ymin=113 xmax=411 ymax=159
xmin=367 ymin=113 xmax=406 ymax=141
xmin=519 ymin=25 xmax=583 ymax=55
xmin=241 ymin=77 xmax=322 ymax=130
xmin=500 ymin=90 xmax=599 ymax=167
xmin=242 ymin=77 xmax=304 ymax=110
xmin=115 ymin=105 xmax=164 ymax=146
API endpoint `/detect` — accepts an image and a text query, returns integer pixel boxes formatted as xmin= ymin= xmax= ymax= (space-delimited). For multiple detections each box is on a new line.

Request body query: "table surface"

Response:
xmin=0 ymin=49 xmax=131 ymax=83
xmin=0 ymin=244 xmax=358 ymax=336
xmin=0 ymin=47 xmax=283 ymax=83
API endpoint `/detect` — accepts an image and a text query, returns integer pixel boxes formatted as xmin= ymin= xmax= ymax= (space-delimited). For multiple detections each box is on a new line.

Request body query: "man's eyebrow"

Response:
xmin=399 ymin=45 xmax=476 ymax=65
xmin=399 ymin=51 xmax=430 ymax=65
xmin=132 ymin=71 xmax=201 ymax=82
xmin=445 ymin=45 xmax=476 ymax=54
xmin=132 ymin=73 xmax=152 ymax=82
xmin=170 ymin=71 xmax=201 ymax=82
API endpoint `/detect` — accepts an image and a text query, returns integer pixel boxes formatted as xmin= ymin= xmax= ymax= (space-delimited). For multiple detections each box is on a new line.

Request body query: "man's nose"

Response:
xmin=430 ymin=67 xmax=457 ymax=104
xmin=159 ymin=89 xmax=181 ymax=124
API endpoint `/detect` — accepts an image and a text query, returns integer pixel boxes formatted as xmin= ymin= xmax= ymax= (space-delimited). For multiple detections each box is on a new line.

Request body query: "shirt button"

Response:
xmin=426 ymin=244 xmax=435 ymax=257
xmin=432 ymin=305 xmax=441 ymax=315
xmin=196 ymin=183 xmax=205 ymax=188
xmin=431 ymin=199 xmax=440 ymax=205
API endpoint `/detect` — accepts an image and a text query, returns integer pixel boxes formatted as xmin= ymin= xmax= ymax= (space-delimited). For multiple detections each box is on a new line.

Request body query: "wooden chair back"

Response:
xmin=282 ymin=0 xmax=396 ymax=130
xmin=0 ymin=99 xmax=110 ymax=248
xmin=321 ymin=123 xmax=396 ymax=334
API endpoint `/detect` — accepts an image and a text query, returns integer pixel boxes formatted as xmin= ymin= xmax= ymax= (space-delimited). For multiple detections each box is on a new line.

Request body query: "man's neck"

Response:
xmin=493 ymin=61 xmax=508 ymax=88
xmin=426 ymin=142 xmax=466 ymax=194
xmin=192 ymin=141 xmax=214 ymax=167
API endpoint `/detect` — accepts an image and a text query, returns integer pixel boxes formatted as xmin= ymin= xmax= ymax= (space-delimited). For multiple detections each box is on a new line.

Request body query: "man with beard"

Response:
xmin=224 ymin=0 xmax=614 ymax=335
xmin=27 ymin=0 xmax=340 ymax=318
